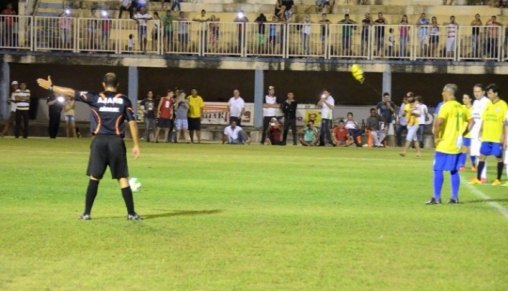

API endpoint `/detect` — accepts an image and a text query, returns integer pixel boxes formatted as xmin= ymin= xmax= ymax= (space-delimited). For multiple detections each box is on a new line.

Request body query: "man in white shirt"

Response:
xmin=261 ymin=85 xmax=279 ymax=144
xmin=228 ymin=89 xmax=245 ymax=126
xmin=470 ymin=83 xmax=490 ymax=181
xmin=318 ymin=89 xmax=335 ymax=146
xmin=223 ymin=120 xmax=250 ymax=144
xmin=416 ymin=96 xmax=429 ymax=148
xmin=134 ymin=7 xmax=152 ymax=52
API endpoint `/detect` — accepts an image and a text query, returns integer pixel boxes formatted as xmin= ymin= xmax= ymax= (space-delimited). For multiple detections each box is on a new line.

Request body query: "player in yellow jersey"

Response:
xmin=458 ymin=94 xmax=474 ymax=170
xmin=471 ymin=84 xmax=508 ymax=186
xmin=399 ymin=92 xmax=422 ymax=157
xmin=427 ymin=84 xmax=473 ymax=204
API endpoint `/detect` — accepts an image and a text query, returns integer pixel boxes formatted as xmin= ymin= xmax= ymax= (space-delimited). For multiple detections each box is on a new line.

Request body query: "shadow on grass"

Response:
xmin=463 ymin=199 xmax=508 ymax=204
xmin=142 ymin=209 xmax=223 ymax=220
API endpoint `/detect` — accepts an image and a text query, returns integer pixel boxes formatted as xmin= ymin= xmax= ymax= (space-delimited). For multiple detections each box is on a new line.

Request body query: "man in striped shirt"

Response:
xmin=14 ymin=82 xmax=31 ymax=139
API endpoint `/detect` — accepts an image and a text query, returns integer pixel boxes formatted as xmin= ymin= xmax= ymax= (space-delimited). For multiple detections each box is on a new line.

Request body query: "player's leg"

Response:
xmin=81 ymin=136 xmax=108 ymax=219
xmin=449 ymin=169 xmax=460 ymax=203
xmin=427 ymin=152 xmax=444 ymax=204
xmin=493 ymin=143 xmax=504 ymax=185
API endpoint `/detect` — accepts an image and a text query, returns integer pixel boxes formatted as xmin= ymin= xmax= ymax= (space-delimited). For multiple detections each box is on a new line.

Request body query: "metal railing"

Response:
xmin=1 ymin=15 xmax=508 ymax=62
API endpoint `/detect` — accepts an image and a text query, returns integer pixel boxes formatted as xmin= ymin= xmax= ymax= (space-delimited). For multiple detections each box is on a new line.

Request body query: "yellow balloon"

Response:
xmin=351 ymin=64 xmax=364 ymax=84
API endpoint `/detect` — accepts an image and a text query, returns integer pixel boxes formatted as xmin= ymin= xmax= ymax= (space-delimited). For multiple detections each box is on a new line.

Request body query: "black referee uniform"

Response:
xmin=75 ymin=90 xmax=140 ymax=220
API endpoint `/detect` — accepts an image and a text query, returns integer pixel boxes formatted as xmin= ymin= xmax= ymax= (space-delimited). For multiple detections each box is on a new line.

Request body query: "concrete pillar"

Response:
xmin=382 ymin=66 xmax=392 ymax=97
xmin=0 ymin=62 xmax=10 ymax=120
xmin=253 ymin=68 xmax=264 ymax=129
xmin=128 ymin=66 xmax=138 ymax=115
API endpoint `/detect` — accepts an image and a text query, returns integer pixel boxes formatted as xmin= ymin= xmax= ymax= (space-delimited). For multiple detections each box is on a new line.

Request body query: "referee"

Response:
xmin=37 ymin=73 xmax=142 ymax=220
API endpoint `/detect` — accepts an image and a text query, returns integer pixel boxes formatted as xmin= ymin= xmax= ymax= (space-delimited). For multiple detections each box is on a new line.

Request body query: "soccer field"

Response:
xmin=0 ymin=138 xmax=507 ymax=290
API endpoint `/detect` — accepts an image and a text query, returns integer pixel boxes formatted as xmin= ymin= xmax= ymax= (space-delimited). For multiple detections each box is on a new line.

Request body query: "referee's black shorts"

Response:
xmin=188 ymin=117 xmax=201 ymax=130
xmin=87 ymin=135 xmax=129 ymax=179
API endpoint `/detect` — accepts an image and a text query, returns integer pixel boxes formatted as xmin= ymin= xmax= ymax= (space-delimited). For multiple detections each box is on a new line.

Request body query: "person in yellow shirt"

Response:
xmin=187 ymin=88 xmax=205 ymax=143
xmin=471 ymin=83 xmax=508 ymax=186
xmin=427 ymin=84 xmax=473 ymax=205
xmin=400 ymin=92 xmax=422 ymax=157
xmin=458 ymin=93 xmax=473 ymax=170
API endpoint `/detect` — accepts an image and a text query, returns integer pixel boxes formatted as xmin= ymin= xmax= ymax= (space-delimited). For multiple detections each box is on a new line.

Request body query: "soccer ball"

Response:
xmin=129 ymin=177 xmax=142 ymax=192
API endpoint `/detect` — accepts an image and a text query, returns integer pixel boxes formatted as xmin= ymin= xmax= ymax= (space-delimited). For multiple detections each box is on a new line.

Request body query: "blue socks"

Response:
xmin=470 ymin=156 xmax=476 ymax=167
xmin=433 ymin=170 xmax=460 ymax=200
xmin=450 ymin=170 xmax=460 ymax=200
xmin=433 ymin=170 xmax=444 ymax=200
xmin=458 ymin=153 xmax=466 ymax=168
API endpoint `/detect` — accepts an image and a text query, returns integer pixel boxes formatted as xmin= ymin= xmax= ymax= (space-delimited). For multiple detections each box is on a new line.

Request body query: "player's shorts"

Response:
xmin=433 ymin=152 xmax=461 ymax=171
xmin=175 ymin=118 xmax=188 ymax=130
xmin=462 ymin=137 xmax=471 ymax=147
xmin=157 ymin=118 xmax=173 ymax=128
xmin=64 ymin=115 xmax=75 ymax=122
xmin=406 ymin=125 xmax=419 ymax=141
xmin=480 ymin=141 xmax=502 ymax=158
xmin=87 ymin=135 xmax=128 ymax=179
xmin=188 ymin=117 xmax=201 ymax=131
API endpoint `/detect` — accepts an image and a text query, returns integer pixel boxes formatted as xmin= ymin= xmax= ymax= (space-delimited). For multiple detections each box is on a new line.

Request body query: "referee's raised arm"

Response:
xmin=37 ymin=76 xmax=76 ymax=98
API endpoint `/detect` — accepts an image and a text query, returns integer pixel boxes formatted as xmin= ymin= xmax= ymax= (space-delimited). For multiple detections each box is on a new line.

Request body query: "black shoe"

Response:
xmin=448 ymin=198 xmax=460 ymax=204
xmin=425 ymin=197 xmax=442 ymax=205
xmin=80 ymin=213 xmax=91 ymax=220
xmin=127 ymin=213 xmax=143 ymax=220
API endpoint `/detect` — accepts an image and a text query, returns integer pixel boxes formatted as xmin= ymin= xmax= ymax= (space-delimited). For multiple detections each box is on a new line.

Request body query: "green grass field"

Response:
xmin=1 ymin=138 xmax=507 ymax=290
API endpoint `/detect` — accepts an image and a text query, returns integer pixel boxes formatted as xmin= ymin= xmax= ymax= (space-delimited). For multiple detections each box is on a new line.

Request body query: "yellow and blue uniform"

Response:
xmin=434 ymin=100 xmax=471 ymax=171
xmin=187 ymin=95 xmax=204 ymax=118
xmin=480 ymin=99 xmax=508 ymax=157
xmin=462 ymin=104 xmax=473 ymax=147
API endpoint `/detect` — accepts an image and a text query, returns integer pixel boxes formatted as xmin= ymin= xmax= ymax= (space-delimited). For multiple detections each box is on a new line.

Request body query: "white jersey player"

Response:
xmin=470 ymin=84 xmax=491 ymax=181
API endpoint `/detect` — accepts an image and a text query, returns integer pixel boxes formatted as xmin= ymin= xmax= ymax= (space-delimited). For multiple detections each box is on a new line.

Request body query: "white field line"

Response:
xmin=461 ymin=178 xmax=508 ymax=219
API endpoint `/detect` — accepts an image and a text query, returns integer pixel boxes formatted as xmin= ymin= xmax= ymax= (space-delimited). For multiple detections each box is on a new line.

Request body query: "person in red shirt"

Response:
xmin=332 ymin=120 xmax=353 ymax=146
xmin=1 ymin=3 xmax=17 ymax=47
xmin=266 ymin=117 xmax=283 ymax=145
xmin=154 ymin=90 xmax=175 ymax=143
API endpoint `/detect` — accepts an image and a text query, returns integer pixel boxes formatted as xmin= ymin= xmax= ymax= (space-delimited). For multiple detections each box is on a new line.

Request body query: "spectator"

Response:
xmin=300 ymin=120 xmax=319 ymax=146
xmin=134 ymin=7 xmax=152 ymax=52
xmin=119 ymin=0 xmax=134 ymax=19
xmin=338 ymin=14 xmax=356 ymax=56
xmin=1 ymin=3 xmax=17 ymax=47
xmin=301 ymin=15 xmax=312 ymax=54
xmin=151 ymin=11 xmax=161 ymax=51
xmin=187 ymin=89 xmax=205 ymax=143
xmin=261 ymin=85 xmax=279 ymax=144
xmin=399 ymin=15 xmax=410 ymax=57
xmin=395 ymin=95 xmax=409 ymax=146
xmin=1 ymin=81 xmax=18 ymax=137
xmin=374 ymin=12 xmax=386 ymax=57
xmin=470 ymin=13 xmax=482 ymax=58
xmin=223 ymin=120 xmax=250 ymax=144
xmin=255 ymin=13 xmax=267 ymax=53
xmin=429 ymin=16 xmax=440 ymax=57
xmin=162 ymin=10 xmax=173 ymax=52
xmin=366 ymin=108 xmax=386 ymax=147
xmin=234 ymin=10 xmax=249 ymax=50
xmin=281 ymin=91 xmax=298 ymax=145
xmin=268 ymin=15 xmax=280 ymax=54
xmin=400 ymin=92 xmax=422 ymax=157
xmin=387 ymin=27 xmax=394 ymax=57
xmin=208 ymin=15 xmax=220 ymax=52
xmin=444 ymin=15 xmax=458 ymax=59
xmin=266 ymin=117 xmax=283 ymax=145
xmin=59 ymin=11 xmax=73 ymax=49
xmin=47 ymin=93 xmax=64 ymax=139
xmin=87 ymin=8 xmax=99 ymax=50
xmin=228 ymin=89 xmax=245 ymax=126
xmin=344 ymin=112 xmax=364 ymax=147
xmin=174 ymin=90 xmax=189 ymax=143
xmin=100 ymin=10 xmax=112 ymax=50
xmin=171 ymin=0 xmax=181 ymax=12
xmin=193 ymin=9 xmax=210 ymax=51
xmin=177 ymin=12 xmax=189 ymax=51
xmin=377 ymin=92 xmax=396 ymax=126
xmin=63 ymin=98 xmax=77 ymax=138
xmin=281 ymin=0 xmax=294 ymax=12
xmin=416 ymin=95 xmax=429 ymax=148
xmin=318 ymin=89 xmax=335 ymax=146
xmin=416 ymin=13 xmax=430 ymax=56
xmin=332 ymin=120 xmax=353 ymax=146
xmin=140 ymin=90 xmax=156 ymax=142
xmin=13 ymin=81 xmax=31 ymax=139
xmin=127 ymin=33 xmax=134 ymax=51
xmin=154 ymin=90 xmax=175 ymax=143
xmin=485 ymin=15 xmax=502 ymax=58
xmin=319 ymin=13 xmax=331 ymax=48
xmin=361 ymin=13 xmax=372 ymax=56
